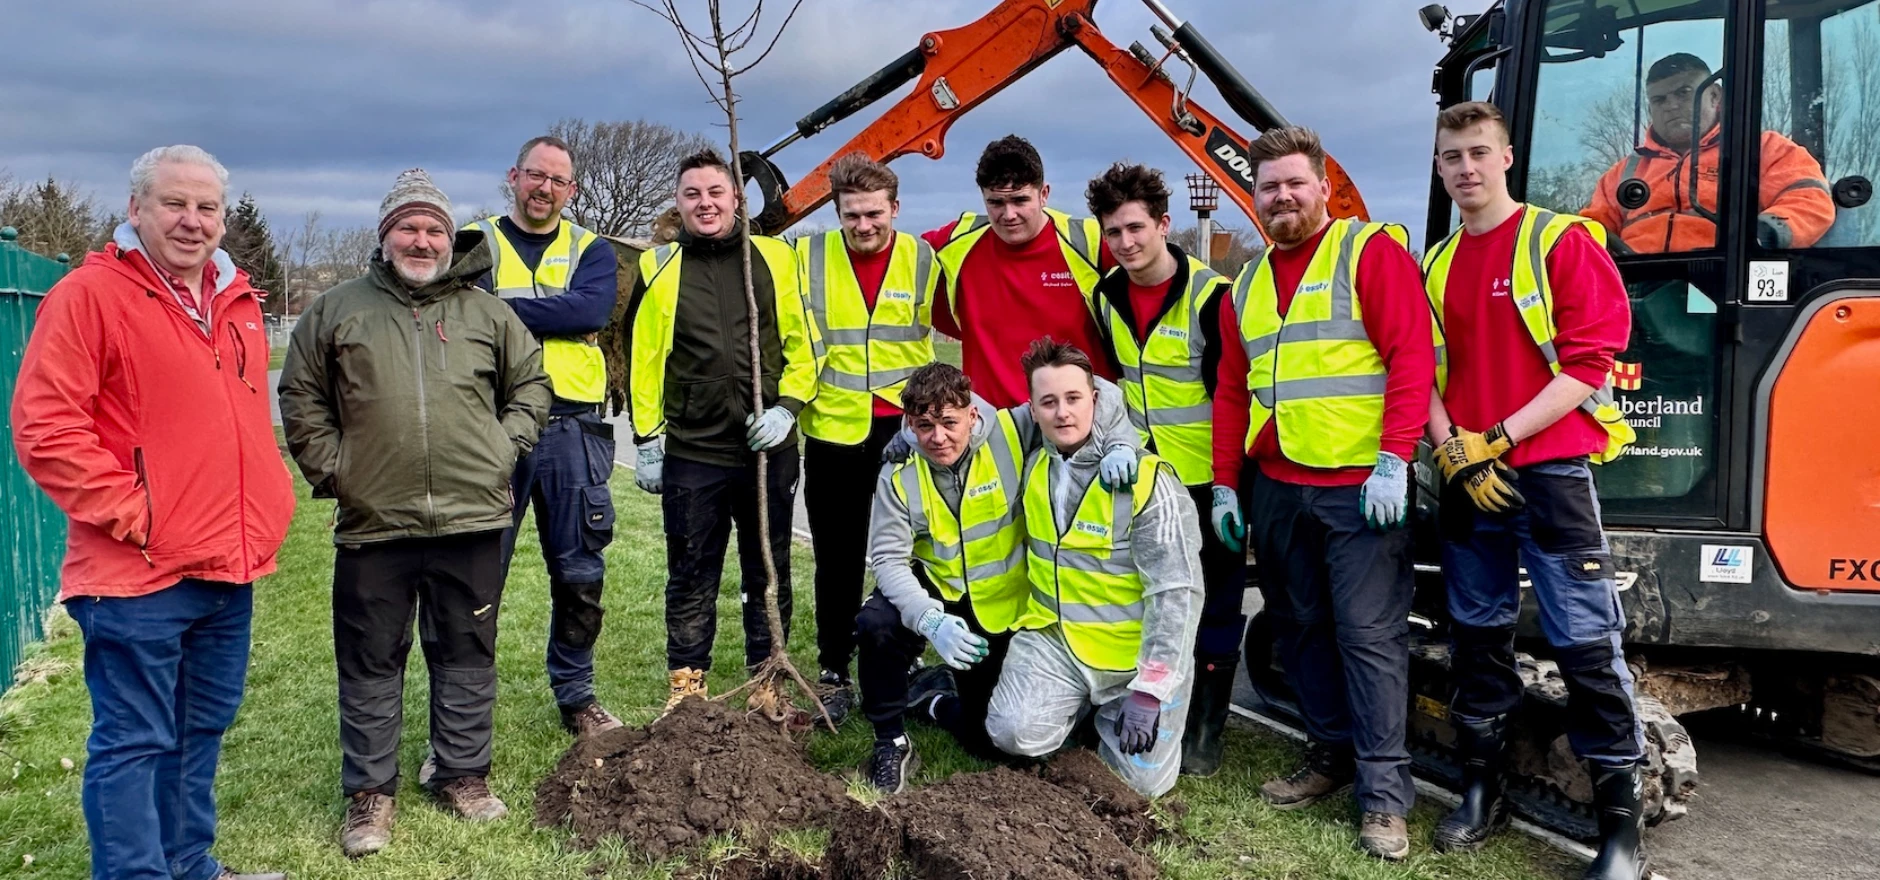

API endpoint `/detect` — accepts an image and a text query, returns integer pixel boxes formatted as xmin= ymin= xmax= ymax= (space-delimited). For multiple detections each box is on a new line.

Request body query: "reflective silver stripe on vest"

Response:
xmin=1062 ymin=218 xmax=1095 ymax=269
xmin=809 ymin=233 xmax=930 ymax=375
xmin=820 ymin=361 xmax=923 ymax=392
xmin=806 ymin=239 xmax=831 ymax=358
xmin=1271 ymin=374 xmax=1388 ymax=402
xmin=967 ymin=543 xmax=1026 ymax=582
xmin=898 ymin=465 xmax=928 ymax=541
xmin=1028 ymin=586 xmax=1144 ymax=623
xmin=1028 ymin=538 xmax=1137 ymax=576
xmin=914 ymin=240 xmax=934 ymax=313
xmin=1148 ymin=402 xmax=1213 ymax=424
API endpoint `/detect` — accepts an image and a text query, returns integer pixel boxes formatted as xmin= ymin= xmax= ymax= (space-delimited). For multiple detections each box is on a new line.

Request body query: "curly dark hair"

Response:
xmin=1020 ymin=336 xmax=1095 ymax=388
xmin=975 ymin=135 xmax=1045 ymax=191
xmin=1085 ymin=162 xmax=1170 ymax=225
xmin=676 ymin=147 xmax=732 ymax=185
xmin=901 ymin=363 xmax=975 ymax=419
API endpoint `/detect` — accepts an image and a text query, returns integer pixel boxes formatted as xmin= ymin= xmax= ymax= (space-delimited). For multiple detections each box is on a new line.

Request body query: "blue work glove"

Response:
xmin=1210 ymin=485 xmax=1244 ymax=553
xmin=916 ymin=608 xmax=989 ymax=670
xmin=1114 ymin=690 xmax=1162 ymax=755
xmin=745 ymin=405 xmax=796 ymax=451
xmin=1098 ymin=445 xmax=1138 ymax=491
xmin=1360 ymin=452 xmax=1410 ymax=531
xmin=634 ymin=439 xmax=664 ymax=494
xmin=881 ymin=427 xmax=915 ymax=466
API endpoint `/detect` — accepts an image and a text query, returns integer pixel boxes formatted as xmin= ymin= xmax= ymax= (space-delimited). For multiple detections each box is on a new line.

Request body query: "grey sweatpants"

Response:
xmin=985 ymin=626 xmax=1193 ymax=798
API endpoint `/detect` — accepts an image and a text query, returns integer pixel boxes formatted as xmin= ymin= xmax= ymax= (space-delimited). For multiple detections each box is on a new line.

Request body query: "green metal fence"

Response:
xmin=0 ymin=227 xmax=72 ymax=698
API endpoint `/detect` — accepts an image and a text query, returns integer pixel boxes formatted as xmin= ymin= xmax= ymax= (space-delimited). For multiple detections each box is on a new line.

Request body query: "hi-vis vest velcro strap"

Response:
xmin=1422 ymin=206 xmax=1635 ymax=463
xmin=469 ymin=217 xmax=606 ymax=402
xmin=1015 ymin=450 xmax=1165 ymax=672
xmin=934 ymin=208 xmax=1104 ymax=326
xmin=798 ymin=230 xmax=938 ymax=445
xmin=890 ymin=408 xmax=1029 ymax=633
xmin=1230 ymin=218 xmax=1409 ymax=469
xmin=1093 ymin=255 xmax=1225 ymax=486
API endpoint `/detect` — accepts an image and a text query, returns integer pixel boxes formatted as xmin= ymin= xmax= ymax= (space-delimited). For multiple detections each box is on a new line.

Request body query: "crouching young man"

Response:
xmin=985 ymin=338 xmax=1203 ymax=798
xmin=858 ymin=362 xmax=1140 ymax=793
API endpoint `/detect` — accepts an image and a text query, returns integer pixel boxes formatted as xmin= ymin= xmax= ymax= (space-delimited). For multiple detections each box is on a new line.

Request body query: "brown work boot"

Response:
xmin=561 ymin=701 xmax=624 ymax=737
xmin=747 ymin=676 xmax=789 ymax=722
xmin=1359 ymin=811 xmax=1411 ymax=861
xmin=664 ymin=667 xmax=707 ymax=715
xmin=339 ymin=791 xmax=395 ymax=858
xmin=1259 ymin=742 xmax=1355 ymax=810
xmin=214 ymin=870 xmax=288 ymax=880
xmin=432 ymin=776 xmax=509 ymax=822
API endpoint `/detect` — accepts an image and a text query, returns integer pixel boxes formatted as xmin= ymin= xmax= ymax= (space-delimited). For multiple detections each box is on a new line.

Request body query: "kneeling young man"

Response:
xmin=985 ymin=339 xmax=1203 ymax=798
xmin=859 ymin=363 xmax=1139 ymax=793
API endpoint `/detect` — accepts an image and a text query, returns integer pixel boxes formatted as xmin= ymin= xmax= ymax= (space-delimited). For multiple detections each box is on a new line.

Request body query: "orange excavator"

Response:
xmin=738 ymin=0 xmax=1366 ymax=236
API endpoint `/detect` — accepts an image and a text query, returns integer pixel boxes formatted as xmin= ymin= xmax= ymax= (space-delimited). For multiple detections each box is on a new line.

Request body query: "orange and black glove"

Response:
xmin=1437 ymin=424 xmax=1525 ymax=514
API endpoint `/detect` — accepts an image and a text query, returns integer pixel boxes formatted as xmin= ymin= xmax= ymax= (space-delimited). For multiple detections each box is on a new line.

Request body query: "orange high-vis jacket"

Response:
xmin=1583 ymin=125 xmax=1835 ymax=253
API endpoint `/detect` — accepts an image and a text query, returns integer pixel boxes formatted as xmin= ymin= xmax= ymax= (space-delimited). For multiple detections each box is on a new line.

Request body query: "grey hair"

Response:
xmin=129 ymin=145 xmax=230 ymax=204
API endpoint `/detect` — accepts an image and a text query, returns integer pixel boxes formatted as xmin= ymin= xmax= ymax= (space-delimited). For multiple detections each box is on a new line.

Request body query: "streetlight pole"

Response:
xmin=1186 ymin=172 xmax=1221 ymax=267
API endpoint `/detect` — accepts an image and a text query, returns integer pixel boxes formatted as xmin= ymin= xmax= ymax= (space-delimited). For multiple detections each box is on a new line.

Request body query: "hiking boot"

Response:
xmin=864 ymin=735 xmax=921 ymax=795
xmin=748 ymin=676 xmax=789 ymax=722
xmin=664 ymin=667 xmax=706 ymax=715
xmin=1259 ymin=741 xmax=1355 ymax=810
xmin=215 ymin=870 xmax=288 ymax=880
xmin=1435 ymin=714 xmax=1512 ymax=852
xmin=340 ymin=791 xmax=394 ymax=858
xmin=432 ymin=776 xmax=509 ymax=822
xmin=1583 ymin=761 xmax=1647 ymax=880
xmin=561 ymin=701 xmax=624 ymax=738
xmin=905 ymin=664 xmax=957 ymax=722
xmin=1359 ymin=811 xmax=1410 ymax=861
xmin=1180 ymin=657 xmax=1236 ymax=778
xmin=816 ymin=670 xmax=855 ymax=728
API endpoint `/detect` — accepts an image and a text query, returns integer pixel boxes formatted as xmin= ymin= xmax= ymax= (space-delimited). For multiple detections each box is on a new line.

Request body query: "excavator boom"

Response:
xmin=743 ymin=0 xmax=1367 ymax=235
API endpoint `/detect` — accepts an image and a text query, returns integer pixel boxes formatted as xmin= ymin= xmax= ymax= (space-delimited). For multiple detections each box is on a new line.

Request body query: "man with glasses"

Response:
xmin=468 ymin=135 xmax=623 ymax=738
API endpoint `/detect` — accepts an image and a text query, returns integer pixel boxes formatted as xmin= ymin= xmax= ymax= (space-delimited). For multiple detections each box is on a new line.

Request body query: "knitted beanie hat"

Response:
xmin=377 ymin=168 xmax=454 ymax=241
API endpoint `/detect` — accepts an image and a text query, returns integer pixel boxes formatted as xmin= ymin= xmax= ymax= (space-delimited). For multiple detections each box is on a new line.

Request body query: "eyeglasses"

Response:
xmin=519 ymin=168 xmax=574 ymax=190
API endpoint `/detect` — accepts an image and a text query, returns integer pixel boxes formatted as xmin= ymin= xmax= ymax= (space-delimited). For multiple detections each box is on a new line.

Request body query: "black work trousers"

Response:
xmin=662 ymin=448 xmax=799 ymax=671
xmin=1187 ymin=482 xmax=1251 ymax=666
xmin=803 ymin=415 xmax=902 ymax=678
xmin=1246 ymin=467 xmax=1415 ymax=817
xmin=855 ymin=588 xmax=1012 ymax=759
xmin=333 ymin=530 xmax=505 ymax=797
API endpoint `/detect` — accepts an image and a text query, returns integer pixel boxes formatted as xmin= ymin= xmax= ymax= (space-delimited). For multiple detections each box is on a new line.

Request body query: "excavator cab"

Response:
xmin=1403 ymin=0 xmax=1880 ymax=834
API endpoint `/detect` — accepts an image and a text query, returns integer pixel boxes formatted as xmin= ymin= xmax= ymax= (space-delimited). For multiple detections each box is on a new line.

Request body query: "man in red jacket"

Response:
xmin=1210 ymin=127 xmax=1434 ymax=861
xmin=923 ymin=135 xmax=1116 ymax=407
xmin=1423 ymin=101 xmax=1644 ymax=880
xmin=11 ymin=145 xmax=295 ymax=880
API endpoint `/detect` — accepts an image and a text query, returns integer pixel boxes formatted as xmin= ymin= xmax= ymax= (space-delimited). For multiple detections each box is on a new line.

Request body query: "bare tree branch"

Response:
xmin=740 ymin=0 xmax=806 ymax=73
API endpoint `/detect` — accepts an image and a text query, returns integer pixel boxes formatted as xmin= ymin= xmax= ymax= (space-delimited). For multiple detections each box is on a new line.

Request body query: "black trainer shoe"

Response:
xmin=905 ymin=665 xmax=957 ymax=722
xmin=864 ymin=735 xmax=921 ymax=795
xmin=816 ymin=669 xmax=855 ymax=728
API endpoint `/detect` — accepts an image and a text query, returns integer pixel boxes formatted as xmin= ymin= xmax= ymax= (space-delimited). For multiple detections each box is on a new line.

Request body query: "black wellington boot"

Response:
xmin=1583 ymin=761 xmax=1647 ymax=880
xmin=1179 ymin=658 xmax=1238 ymax=777
xmin=1434 ymin=713 xmax=1512 ymax=852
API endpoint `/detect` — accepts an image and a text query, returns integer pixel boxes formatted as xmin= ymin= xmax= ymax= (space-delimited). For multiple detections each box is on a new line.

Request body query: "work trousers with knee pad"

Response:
xmin=501 ymin=407 xmax=615 ymax=710
xmin=1440 ymin=456 xmax=1644 ymax=767
xmin=1247 ymin=469 xmax=1416 ymax=816
xmin=985 ymin=627 xmax=1193 ymax=799
xmin=662 ymin=448 xmax=798 ymax=671
xmin=334 ymin=531 xmax=505 ymax=797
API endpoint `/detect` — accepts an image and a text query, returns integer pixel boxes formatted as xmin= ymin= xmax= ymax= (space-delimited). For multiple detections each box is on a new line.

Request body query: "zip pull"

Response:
xmin=435 ymin=319 xmax=448 ymax=343
xmin=412 ymin=307 xmax=423 ymax=329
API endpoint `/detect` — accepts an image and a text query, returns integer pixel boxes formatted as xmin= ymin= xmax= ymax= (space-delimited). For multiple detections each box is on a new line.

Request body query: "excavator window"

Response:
xmin=1760 ymin=0 xmax=1880 ymax=249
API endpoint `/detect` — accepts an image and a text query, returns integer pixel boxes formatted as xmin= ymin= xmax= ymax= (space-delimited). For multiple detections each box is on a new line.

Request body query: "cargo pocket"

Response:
xmin=581 ymin=484 xmax=615 ymax=551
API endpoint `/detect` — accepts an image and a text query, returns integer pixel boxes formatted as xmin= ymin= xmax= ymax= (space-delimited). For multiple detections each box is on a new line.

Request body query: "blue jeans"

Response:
xmin=1440 ymin=458 xmax=1644 ymax=767
xmin=66 ymin=580 xmax=253 ymax=880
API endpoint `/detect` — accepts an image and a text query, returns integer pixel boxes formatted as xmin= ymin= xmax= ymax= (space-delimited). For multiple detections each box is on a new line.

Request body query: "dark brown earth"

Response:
xmin=534 ymin=698 xmax=853 ymax=858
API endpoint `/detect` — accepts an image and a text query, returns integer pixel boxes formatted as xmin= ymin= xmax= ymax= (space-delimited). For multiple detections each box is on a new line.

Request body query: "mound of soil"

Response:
xmin=826 ymin=759 xmax=1160 ymax=880
xmin=1038 ymin=748 xmax=1161 ymax=848
xmin=535 ymin=698 xmax=853 ymax=857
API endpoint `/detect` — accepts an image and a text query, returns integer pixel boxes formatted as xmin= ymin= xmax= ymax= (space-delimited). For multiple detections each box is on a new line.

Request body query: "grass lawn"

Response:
xmin=270 ymin=347 xmax=288 ymax=371
xmin=0 ymin=451 xmax=1578 ymax=879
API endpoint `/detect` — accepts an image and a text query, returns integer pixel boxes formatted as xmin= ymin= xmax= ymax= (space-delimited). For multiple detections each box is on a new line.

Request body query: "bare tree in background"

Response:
xmin=1169 ymin=224 xmax=1264 ymax=276
xmin=549 ymin=117 xmax=715 ymax=237
xmin=278 ymin=212 xmax=379 ymax=314
xmin=0 ymin=174 xmax=104 ymax=260
xmin=633 ymin=0 xmax=824 ymax=731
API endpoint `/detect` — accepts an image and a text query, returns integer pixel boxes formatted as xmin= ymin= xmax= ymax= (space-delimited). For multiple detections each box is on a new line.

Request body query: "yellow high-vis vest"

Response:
xmin=1014 ymin=449 xmax=1168 ymax=672
xmin=1420 ymin=206 xmax=1636 ymax=463
xmin=629 ymin=236 xmax=821 ymax=439
xmin=1093 ymin=255 xmax=1228 ymax=486
xmin=887 ymin=409 xmax=1029 ymax=633
xmin=797 ymin=230 xmax=939 ymax=445
xmin=933 ymin=207 xmax=1103 ymax=325
xmin=468 ymin=217 xmax=606 ymax=404
xmin=1231 ymin=218 xmax=1418 ymax=468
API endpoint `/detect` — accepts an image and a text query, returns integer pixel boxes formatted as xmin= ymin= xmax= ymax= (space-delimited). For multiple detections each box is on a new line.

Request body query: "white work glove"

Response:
xmin=916 ymin=607 xmax=989 ymax=670
xmin=1098 ymin=445 xmax=1138 ymax=491
xmin=634 ymin=438 xmax=664 ymax=494
xmin=1210 ymin=485 xmax=1244 ymax=552
xmin=1360 ymin=452 xmax=1410 ymax=531
xmin=745 ymin=405 xmax=795 ymax=451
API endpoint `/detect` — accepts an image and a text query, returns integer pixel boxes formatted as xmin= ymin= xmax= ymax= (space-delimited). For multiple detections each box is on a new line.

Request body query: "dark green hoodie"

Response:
xmin=279 ymin=230 xmax=552 ymax=544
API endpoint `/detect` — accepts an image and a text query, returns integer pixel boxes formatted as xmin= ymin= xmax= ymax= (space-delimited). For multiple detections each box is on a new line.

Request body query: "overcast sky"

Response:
xmin=1 ymin=0 xmax=1458 ymax=245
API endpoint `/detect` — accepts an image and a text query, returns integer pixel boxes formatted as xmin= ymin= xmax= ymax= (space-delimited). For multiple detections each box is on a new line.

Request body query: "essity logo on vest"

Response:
xmin=967 ymin=480 xmax=1001 ymax=498
xmin=1297 ymin=281 xmax=1331 ymax=295
xmin=881 ymin=289 xmax=914 ymax=302
xmin=1156 ymin=326 xmax=1188 ymax=341
xmin=1040 ymin=270 xmax=1075 ymax=284
xmin=544 ymin=256 xmax=571 ymax=267
xmin=1073 ymin=520 xmax=1111 ymax=538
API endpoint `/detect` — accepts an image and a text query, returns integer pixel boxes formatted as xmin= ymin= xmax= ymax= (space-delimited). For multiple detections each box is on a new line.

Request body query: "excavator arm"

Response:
xmin=742 ymin=0 xmax=1367 ymax=235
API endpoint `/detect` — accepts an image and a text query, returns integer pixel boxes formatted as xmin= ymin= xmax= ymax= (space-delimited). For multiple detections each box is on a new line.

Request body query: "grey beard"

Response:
xmin=393 ymin=250 xmax=453 ymax=287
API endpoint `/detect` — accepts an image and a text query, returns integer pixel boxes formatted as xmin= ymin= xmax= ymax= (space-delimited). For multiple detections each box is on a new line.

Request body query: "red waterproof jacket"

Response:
xmin=11 ymin=227 xmax=295 ymax=600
